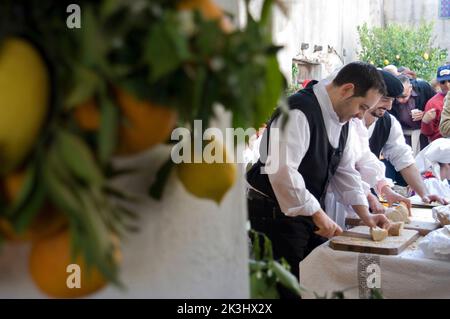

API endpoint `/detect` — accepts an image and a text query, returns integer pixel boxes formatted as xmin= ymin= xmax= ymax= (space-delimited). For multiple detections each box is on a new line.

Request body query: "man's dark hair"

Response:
xmin=332 ymin=62 xmax=387 ymax=97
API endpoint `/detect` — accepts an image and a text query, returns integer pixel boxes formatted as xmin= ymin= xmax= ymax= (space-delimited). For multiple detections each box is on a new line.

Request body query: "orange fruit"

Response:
xmin=177 ymin=0 xmax=234 ymax=33
xmin=178 ymin=0 xmax=224 ymax=20
xmin=115 ymin=87 xmax=178 ymax=155
xmin=29 ymin=229 xmax=112 ymax=298
xmin=73 ymin=99 xmax=100 ymax=132
xmin=0 ymin=170 xmax=67 ymax=241
xmin=0 ymin=208 xmax=67 ymax=242
xmin=73 ymin=89 xmax=178 ymax=156
xmin=2 ymin=168 xmax=26 ymax=202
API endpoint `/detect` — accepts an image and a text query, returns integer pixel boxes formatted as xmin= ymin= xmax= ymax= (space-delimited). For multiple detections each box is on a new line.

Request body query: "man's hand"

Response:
xmin=422 ymin=194 xmax=449 ymax=205
xmin=367 ymin=193 xmax=386 ymax=214
xmin=312 ymin=210 xmax=343 ymax=239
xmin=362 ymin=213 xmax=391 ymax=230
xmin=411 ymin=110 xmax=424 ymax=122
xmin=422 ymin=108 xmax=437 ymax=124
xmin=382 ymin=186 xmax=412 ymax=216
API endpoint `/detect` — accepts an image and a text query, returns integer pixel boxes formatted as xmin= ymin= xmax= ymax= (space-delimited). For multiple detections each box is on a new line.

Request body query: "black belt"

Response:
xmin=247 ymin=188 xmax=274 ymax=202
xmin=247 ymin=188 xmax=316 ymax=224
xmin=246 ymin=188 xmax=285 ymax=219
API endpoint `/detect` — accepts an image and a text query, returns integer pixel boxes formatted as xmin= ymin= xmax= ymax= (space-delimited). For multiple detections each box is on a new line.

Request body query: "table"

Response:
xmin=299 ymin=208 xmax=450 ymax=299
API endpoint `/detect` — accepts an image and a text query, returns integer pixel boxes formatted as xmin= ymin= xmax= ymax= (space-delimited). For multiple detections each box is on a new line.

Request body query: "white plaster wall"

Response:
xmin=269 ymin=0 xmax=384 ymax=82
xmin=0 ymin=143 xmax=249 ymax=299
xmin=384 ymin=0 xmax=450 ymax=56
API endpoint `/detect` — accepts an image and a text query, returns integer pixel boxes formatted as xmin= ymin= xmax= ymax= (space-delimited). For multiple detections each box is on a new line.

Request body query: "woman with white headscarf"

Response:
xmin=415 ymin=138 xmax=450 ymax=201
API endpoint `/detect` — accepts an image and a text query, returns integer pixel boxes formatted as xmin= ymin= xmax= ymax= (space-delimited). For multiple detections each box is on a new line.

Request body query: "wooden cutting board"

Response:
xmin=329 ymin=226 xmax=420 ymax=255
xmin=345 ymin=208 xmax=441 ymax=236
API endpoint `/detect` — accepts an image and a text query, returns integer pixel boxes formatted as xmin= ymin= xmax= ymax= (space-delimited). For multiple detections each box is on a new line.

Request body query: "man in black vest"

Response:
xmin=246 ymin=62 xmax=391 ymax=298
xmin=364 ymin=71 xmax=447 ymax=206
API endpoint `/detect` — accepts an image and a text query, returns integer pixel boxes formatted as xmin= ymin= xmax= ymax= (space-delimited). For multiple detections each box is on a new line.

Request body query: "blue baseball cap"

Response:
xmin=437 ymin=65 xmax=450 ymax=82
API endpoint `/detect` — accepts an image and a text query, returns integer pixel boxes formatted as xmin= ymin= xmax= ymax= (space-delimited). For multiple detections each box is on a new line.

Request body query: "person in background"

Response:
xmin=390 ymin=75 xmax=435 ymax=156
xmin=302 ymin=79 xmax=312 ymax=89
xmin=439 ymin=92 xmax=450 ymax=137
xmin=398 ymin=66 xmax=417 ymax=80
xmin=383 ymin=65 xmax=400 ymax=76
xmin=421 ymin=65 xmax=450 ymax=142
xmin=430 ymin=79 xmax=442 ymax=93
xmin=415 ymin=138 xmax=450 ymax=201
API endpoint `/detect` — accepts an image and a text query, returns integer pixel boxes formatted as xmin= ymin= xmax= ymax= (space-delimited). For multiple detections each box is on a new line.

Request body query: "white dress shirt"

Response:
xmin=350 ymin=118 xmax=392 ymax=194
xmin=326 ymin=118 xmax=393 ymax=227
xmin=260 ymin=81 xmax=368 ymax=217
xmin=366 ymin=114 xmax=415 ymax=171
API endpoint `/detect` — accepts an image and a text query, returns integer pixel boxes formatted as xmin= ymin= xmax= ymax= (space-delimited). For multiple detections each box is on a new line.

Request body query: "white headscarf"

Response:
xmin=416 ymin=138 xmax=450 ymax=179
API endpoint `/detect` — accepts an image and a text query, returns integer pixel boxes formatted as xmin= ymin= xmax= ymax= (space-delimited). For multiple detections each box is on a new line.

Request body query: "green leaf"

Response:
xmin=369 ymin=288 xmax=384 ymax=299
xmin=249 ymin=259 xmax=267 ymax=272
xmin=149 ymin=158 xmax=175 ymax=200
xmin=55 ymin=130 xmax=104 ymax=186
xmin=4 ymin=164 xmax=37 ymax=218
xmin=194 ymin=19 xmax=224 ymax=58
xmin=255 ymin=55 xmax=284 ymax=128
xmin=10 ymin=182 xmax=46 ymax=234
xmin=270 ymin=260 xmax=303 ymax=297
xmin=260 ymin=0 xmax=274 ymax=28
xmin=250 ymin=272 xmax=279 ymax=299
xmin=250 ymin=230 xmax=261 ymax=260
xmin=100 ymin=0 xmax=127 ymax=22
xmin=263 ymin=232 xmax=273 ymax=260
xmin=80 ymin=5 xmax=108 ymax=68
xmin=43 ymin=153 xmax=83 ymax=218
xmin=331 ymin=291 xmax=346 ymax=299
xmin=146 ymin=16 xmax=190 ymax=82
xmin=64 ymin=67 xmax=101 ymax=109
xmin=98 ymin=89 xmax=119 ymax=167
xmin=44 ymin=151 xmax=120 ymax=285
xmin=104 ymin=184 xmax=139 ymax=203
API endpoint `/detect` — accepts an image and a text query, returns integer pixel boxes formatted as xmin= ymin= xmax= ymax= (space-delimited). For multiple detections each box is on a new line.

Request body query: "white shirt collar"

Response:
xmin=312 ymin=80 xmax=345 ymax=148
xmin=313 ymin=80 xmax=345 ymax=127
xmin=364 ymin=116 xmax=379 ymax=138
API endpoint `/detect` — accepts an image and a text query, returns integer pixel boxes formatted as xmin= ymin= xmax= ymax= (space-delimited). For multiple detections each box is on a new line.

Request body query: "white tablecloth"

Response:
xmin=299 ymin=238 xmax=450 ymax=299
xmin=300 ymin=208 xmax=450 ymax=299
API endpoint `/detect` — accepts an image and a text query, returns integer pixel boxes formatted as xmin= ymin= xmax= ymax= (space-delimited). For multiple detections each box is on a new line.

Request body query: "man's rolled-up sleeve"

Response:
xmin=329 ymin=129 xmax=368 ymax=207
xmin=383 ymin=115 xmax=415 ymax=171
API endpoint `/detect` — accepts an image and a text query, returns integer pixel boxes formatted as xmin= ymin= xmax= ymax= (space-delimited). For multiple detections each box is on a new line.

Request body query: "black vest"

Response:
xmin=246 ymin=83 xmax=349 ymax=209
xmin=369 ymin=112 xmax=392 ymax=158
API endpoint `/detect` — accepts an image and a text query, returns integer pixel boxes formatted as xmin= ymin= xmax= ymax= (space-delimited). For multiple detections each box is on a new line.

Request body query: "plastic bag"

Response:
xmin=432 ymin=205 xmax=450 ymax=226
xmin=423 ymin=178 xmax=450 ymax=201
xmin=418 ymin=226 xmax=450 ymax=261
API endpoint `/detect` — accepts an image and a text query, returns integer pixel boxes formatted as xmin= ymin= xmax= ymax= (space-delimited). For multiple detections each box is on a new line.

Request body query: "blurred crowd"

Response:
xmin=380 ymin=63 xmax=450 ymax=187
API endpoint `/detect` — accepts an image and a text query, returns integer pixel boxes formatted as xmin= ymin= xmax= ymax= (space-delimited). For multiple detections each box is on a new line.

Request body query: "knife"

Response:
xmin=339 ymin=230 xmax=372 ymax=240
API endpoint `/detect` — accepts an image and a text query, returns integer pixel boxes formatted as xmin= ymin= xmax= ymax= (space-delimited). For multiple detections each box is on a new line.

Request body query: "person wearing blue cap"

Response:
xmin=364 ymin=71 xmax=447 ymax=206
xmin=436 ymin=65 xmax=450 ymax=137
xmin=420 ymin=65 xmax=450 ymax=142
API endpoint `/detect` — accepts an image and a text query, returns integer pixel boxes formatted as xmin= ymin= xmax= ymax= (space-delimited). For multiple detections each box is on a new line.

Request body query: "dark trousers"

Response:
xmin=404 ymin=133 xmax=429 ymax=151
xmin=247 ymin=195 xmax=326 ymax=299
